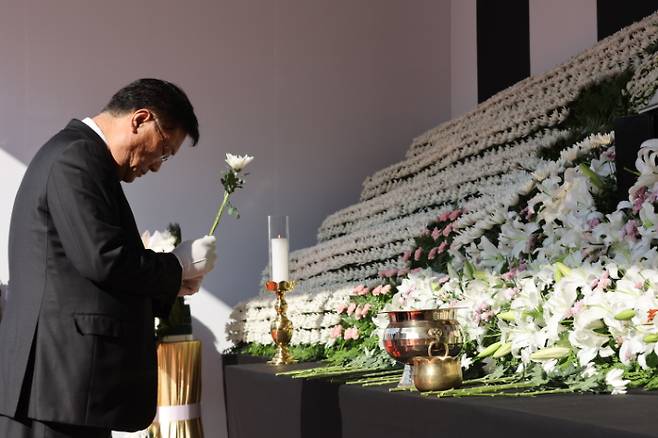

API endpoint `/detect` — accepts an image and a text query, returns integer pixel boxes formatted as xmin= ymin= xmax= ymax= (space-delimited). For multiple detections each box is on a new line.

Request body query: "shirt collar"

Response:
xmin=81 ymin=117 xmax=108 ymax=145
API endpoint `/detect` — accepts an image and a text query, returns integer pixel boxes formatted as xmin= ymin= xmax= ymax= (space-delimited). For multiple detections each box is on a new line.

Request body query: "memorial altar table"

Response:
xmin=222 ymin=356 xmax=658 ymax=438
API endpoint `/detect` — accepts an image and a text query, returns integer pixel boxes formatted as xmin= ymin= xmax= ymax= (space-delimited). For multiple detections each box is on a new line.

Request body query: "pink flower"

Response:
xmin=442 ymin=223 xmax=453 ymax=237
xmin=344 ymin=327 xmax=359 ymax=340
xmin=431 ymin=227 xmax=442 ymax=240
xmin=411 ymin=267 xmax=423 ymax=274
xmin=448 ymin=209 xmax=462 ymax=221
xmin=402 ymin=251 xmax=412 ymax=262
xmin=438 ymin=241 xmax=448 ymax=253
xmin=414 ymin=247 xmax=423 ymax=261
xmin=354 ymin=305 xmax=364 ymax=320
xmin=398 ymin=268 xmax=409 ymax=277
xmin=587 ymin=218 xmax=601 ymax=229
xmin=380 ymin=284 xmax=392 ymax=294
xmin=633 ymin=187 xmax=648 ymax=213
xmin=329 ymin=325 xmax=343 ymax=339
xmin=591 ymin=270 xmax=611 ymax=293
xmin=427 ymin=247 xmax=438 ymax=260
xmin=379 ymin=268 xmax=397 ymax=278
xmin=361 ymin=303 xmax=372 ymax=317
xmin=371 ymin=285 xmax=382 ymax=296
xmin=438 ymin=211 xmax=451 ymax=222
xmin=503 ymin=287 xmax=519 ymax=300
xmin=623 ymin=220 xmax=639 ymax=241
xmin=420 ymin=229 xmax=430 ymax=237
xmin=501 ymin=268 xmax=518 ymax=281
xmin=567 ymin=300 xmax=584 ymax=318
xmin=336 ymin=303 xmax=348 ymax=314
xmin=346 ymin=302 xmax=356 ymax=315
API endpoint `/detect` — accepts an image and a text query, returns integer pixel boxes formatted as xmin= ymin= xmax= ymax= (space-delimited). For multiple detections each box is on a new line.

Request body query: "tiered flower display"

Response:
xmin=227 ymin=13 xmax=658 ymax=394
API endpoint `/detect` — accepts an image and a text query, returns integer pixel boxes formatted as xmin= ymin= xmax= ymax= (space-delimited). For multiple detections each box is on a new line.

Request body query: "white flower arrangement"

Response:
xmin=230 ymin=13 xmax=658 ymax=358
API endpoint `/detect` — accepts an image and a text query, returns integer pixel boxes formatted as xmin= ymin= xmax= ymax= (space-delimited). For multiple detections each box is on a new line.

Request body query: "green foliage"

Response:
xmin=221 ymin=169 xmax=245 ymax=195
xmin=231 ymin=342 xmax=328 ymax=362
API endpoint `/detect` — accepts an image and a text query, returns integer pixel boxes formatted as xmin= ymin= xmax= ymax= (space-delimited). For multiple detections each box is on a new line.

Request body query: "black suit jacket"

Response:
xmin=0 ymin=120 xmax=182 ymax=431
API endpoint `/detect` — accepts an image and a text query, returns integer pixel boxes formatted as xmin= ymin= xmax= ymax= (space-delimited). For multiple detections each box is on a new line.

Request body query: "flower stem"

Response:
xmin=209 ymin=191 xmax=230 ymax=236
xmin=462 ymin=376 xmax=517 ymax=386
xmin=389 ymin=386 xmax=417 ymax=392
xmin=361 ymin=378 xmax=403 ymax=387
xmin=421 ymin=381 xmax=535 ymax=397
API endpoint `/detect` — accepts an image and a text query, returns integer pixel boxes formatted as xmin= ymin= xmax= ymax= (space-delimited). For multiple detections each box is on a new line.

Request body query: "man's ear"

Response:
xmin=131 ymin=108 xmax=153 ymax=133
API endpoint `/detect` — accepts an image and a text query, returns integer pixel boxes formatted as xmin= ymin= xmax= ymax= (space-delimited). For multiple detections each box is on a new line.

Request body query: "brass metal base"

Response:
xmin=267 ymin=346 xmax=298 ymax=365
xmin=266 ymin=280 xmax=297 ymax=366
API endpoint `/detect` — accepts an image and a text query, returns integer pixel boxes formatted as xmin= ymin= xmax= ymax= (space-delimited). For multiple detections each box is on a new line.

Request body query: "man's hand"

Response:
xmin=171 ymin=235 xmax=217 ymax=279
xmin=178 ymin=275 xmax=204 ymax=297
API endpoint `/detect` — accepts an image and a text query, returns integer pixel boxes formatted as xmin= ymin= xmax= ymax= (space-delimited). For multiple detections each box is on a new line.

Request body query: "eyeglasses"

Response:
xmin=151 ymin=114 xmax=171 ymax=162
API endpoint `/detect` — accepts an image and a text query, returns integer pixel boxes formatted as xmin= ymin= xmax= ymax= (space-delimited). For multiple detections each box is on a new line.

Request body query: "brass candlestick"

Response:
xmin=266 ymin=280 xmax=297 ymax=365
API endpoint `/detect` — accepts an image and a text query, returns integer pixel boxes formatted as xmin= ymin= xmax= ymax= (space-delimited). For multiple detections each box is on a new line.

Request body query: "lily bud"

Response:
xmin=497 ymin=311 xmax=517 ymax=322
xmin=492 ymin=342 xmax=512 ymax=358
xmin=578 ymin=163 xmax=605 ymax=190
xmin=474 ymin=270 xmax=489 ymax=282
xmin=553 ymin=262 xmax=571 ymax=282
xmin=614 ymin=309 xmax=636 ymax=321
xmin=643 ymin=333 xmax=658 ymax=343
xmin=476 ymin=341 xmax=502 ymax=359
xmin=530 ymin=346 xmax=570 ymax=361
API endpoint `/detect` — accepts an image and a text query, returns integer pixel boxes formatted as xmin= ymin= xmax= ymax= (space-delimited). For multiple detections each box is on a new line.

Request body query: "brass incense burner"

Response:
xmin=382 ymin=308 xmax=463 ymax=363
xmin=411 ymin=342 xmax=463 ymax=391
xmin=382 ymin=308 xmax=463 ymax=390
xmin=265 ymin=280 xmax=297 ymax=365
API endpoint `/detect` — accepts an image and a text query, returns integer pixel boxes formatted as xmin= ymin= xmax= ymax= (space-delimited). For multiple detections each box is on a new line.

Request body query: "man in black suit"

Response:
xmin=0 ymin=79 xmax=217 ymax=437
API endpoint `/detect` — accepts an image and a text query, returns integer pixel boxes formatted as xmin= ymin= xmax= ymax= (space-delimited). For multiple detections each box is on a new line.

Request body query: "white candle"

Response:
xmin=270 ymin=237 xmax=289 ymax=282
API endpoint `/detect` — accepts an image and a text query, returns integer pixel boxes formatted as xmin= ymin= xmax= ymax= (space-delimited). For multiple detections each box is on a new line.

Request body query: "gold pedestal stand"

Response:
xmin=265 ymin=280 xmax=297 ymax=365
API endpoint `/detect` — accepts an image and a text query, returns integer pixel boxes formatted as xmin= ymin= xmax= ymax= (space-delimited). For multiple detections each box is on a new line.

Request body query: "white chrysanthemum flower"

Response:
xmin=605 ymin=368 xmax=630 ymax=395
xmin=225 ymin=153 xmax=254 ymax=172
xmin=141 ymin=229 xmax=177 ymax=252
